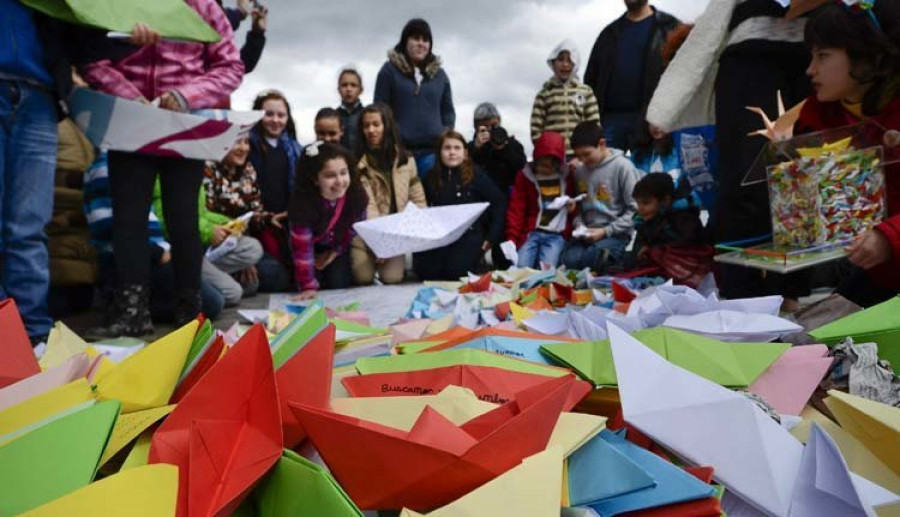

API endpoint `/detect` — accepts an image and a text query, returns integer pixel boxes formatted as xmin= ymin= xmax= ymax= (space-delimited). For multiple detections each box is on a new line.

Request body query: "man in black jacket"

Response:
xmin=584 ymin=0 xmax=678 ymax=152
xmin=468 ymin=102 xmax=526 ymax=269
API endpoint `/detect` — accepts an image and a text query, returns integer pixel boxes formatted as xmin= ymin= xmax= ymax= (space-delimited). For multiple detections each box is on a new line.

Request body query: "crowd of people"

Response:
xmin=2 ymin=0 xmax=900 ymax=342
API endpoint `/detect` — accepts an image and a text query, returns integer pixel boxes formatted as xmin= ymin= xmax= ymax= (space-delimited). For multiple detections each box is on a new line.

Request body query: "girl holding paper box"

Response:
xmin=796 ymin=1 xmax=900 ymax=307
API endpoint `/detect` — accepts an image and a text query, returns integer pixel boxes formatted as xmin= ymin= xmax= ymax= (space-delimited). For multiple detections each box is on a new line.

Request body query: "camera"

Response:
xmin=490 ymin=126 xmax=509 ymax=147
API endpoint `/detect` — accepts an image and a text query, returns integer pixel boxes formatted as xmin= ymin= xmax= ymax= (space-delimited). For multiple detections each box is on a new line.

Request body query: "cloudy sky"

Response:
xmin=232 ymin=0 xmax=709 ymax=152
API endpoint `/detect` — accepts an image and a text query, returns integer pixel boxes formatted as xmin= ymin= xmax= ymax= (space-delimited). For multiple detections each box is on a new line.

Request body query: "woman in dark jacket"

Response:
xmin=413 ymin=131 xmax=506 ymax=281
xmin=374 ymin=18 xmax=455 ymax=180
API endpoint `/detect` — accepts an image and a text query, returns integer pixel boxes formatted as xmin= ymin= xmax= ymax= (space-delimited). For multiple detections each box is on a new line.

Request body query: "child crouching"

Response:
xmin=289 ymin=142 xmax=368 ymax=300
xmin=631 ymin=173 xmax=713 ymax=287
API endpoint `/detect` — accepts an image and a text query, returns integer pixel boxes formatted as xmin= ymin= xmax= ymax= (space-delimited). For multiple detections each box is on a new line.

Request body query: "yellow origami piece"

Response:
xmin=120 ymin=431 xmax=154 ymax=472
xmin=19 ymin=464 xmax=178 ymax=517
xmin=825 ymin=390 xmax=900 ymax=477
xmin=40 ymin=322 xmax=114 ymax=379
xmin=797 ymin=136 xmax=854 ymax=158
xmin=0 ymin=379 xmax=94 ymax=444
xmin=400 ymin=446 xmax=564 ymax=517
xmin=547 ymin=412 xmax=607 ymax=458
xmin=746 ymin=91 xmax=807 ymax=142
xmin=99 ymin=404 xmax=175 ymax=466
xmin=510 ymin=303 xmax=535 ymax=327
xmin=792 ymin=406 xmax=900 ymax=494
xmin=93 ymin=320 xmax=198 ymax=413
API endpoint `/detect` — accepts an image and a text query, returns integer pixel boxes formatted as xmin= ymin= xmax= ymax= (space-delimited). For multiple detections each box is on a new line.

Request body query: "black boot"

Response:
xmin=89 ymin=284 xmax=154 ymax=338
xmin=173 ymin=289 xmax=201 ymax=328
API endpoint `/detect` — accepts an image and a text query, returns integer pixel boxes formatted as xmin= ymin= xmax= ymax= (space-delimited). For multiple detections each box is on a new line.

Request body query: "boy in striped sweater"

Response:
xmin=531 ymin=40 xmax=600 ymax=155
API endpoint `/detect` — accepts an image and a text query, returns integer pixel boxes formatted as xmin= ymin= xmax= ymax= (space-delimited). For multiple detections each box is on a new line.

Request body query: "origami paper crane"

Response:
xmin=609 ymin=324 xmax=897 ymax=516
xmin=586 ymin=430 xmax=716 ymax=516
xmin=825 ymin=390 xmax=900 ymax=478
xmin=413 ymin=328 xmax=582 ymax=365
xmin=354 ymin=202 xmax=489 ymax=259
xmin=342 ymin=364 xmax=591 ymax=408
xmin=790 ymin=423 xmax=899 ymax=516
xmin=399 ymin=446 xmax=564 ymax=517
xmin=747 ymin=91 xmax=807 ymax=142
xmin=663 ymin=309 xmax=803 ymax=342
xmin=291 ymin=374 xmax=579 ymax=511
xmin=19 ymin=464 xmax=178 ymax=517
xmin=356 ymin=348 xmax=573 ymax=379
xmin=0 ymin=353 xmax=91 ymax=412
xmin=541 ymin=327 xmax=790 ymax=388
xmin=0 ymin=299 xmax=40 ymax=389
xmin=93 ymin=320 xmax=198 ymax=413
xmin=69 ymin=89 xmax=262 ymax=162
xmin=149 ymin=324 xmax=282 ymax=517
xmin=241 ymin=450 xmax=362 ymax=517
xmin=269 ymin=303 xmax=336 ymax=447
xmin=748 ymin=345 xmax=834 ymax=416
xmin=0 ymin=400 xmax=120 ymax=516
xmin=810 ymin=297 xmax=900 ymax=373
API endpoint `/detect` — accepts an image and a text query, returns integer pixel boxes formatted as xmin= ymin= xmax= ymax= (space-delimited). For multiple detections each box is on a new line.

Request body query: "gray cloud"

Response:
xmin=232 ymin=0 xmax=709 ymax=152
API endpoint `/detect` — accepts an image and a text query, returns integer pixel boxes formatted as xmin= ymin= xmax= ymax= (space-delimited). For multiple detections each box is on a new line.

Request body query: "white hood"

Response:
xmin=546 ymin=39 xmax=581 ymax=75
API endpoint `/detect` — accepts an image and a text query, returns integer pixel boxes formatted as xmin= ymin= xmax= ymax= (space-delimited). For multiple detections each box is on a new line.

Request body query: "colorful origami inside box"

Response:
xmin=767 ymin=146 xmax=885 ymax=248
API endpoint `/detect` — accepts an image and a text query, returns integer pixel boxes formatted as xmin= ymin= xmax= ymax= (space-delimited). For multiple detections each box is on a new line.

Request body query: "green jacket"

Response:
xmin=152 ymin=178 xmax=230 ymax=247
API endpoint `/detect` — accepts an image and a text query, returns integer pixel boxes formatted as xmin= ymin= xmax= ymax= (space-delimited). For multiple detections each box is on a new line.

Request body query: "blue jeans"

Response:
xmin=562 ymin=236 xmax=629 ymax=273
xmin=0 ymin=80 xmax=56 ymax=338
xmin=517 ymin=231 xmax=565 ymax=269
xmin=413 ymin=152 xmax=436 ymax=181
xmin=601 ymin=112 xmax=641 ymax=152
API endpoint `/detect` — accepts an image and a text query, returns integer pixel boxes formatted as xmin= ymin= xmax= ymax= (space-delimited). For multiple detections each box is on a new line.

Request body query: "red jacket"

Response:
xmin=505 ymin=132 xmax=575 ymax=247
xmin=796 ymin=95 xmax=900 ymax=289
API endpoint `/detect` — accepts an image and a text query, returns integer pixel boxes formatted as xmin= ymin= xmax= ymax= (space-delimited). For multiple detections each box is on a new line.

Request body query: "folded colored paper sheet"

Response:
xmin=810 ymin=297 xmax=900 ymax=372
xmin=171 ymin=333 xmax=224 ymax=403
xmin=414 ymin=328 xmax=581 ymax=365
xmin=391 ymin=320 xmax=435 ymax=345
xmin=399 ymin=446 xmax=564 ymax=517
xmin=541 ymin=327 xmax=790 ymax=387
xmin=0 ymin=378 xmax=94 ymax=443
xmin=356 ymin=348 xmax=572 ymax=379
xmin=342 ymin=364 xmax=591 ymax=408
xmin=269 ymin=303 xmax=335 ymax=447
xmin=40 ymin=322 xmax=113 ymax=379
xmin=792 ymin=407 xmax=900 ymax=494
xmin=69 ymin=89 xmax=261 ymax=162
xmin=19 ymin=464 xmax=178 ymax=517
xmin=291 ymin=374 xmax=578 ymax=511
xmin=332 ymin=386 xmax=497 ymax=430
xmin=587 ymin=430 xmax=716 ymax=516
xmin=0 ymin=299 xmax=40 ymax=389
xmin=333 ymin=318 xmax=388 ymax=343
xmin=608 ymin=323 xmax=804 ymax=516
xmin=0 ymin=400 xmax=120 ymax=516
xmin=20 ymin=0 xmax=220 ymax=41
xmin=93 ymin=320 xmax=198 ymax=413
xmin=662 ymin=310 xmax=802 ymax=342
xmin=825 ymin=390 xmax=900 ymax=478
xmin=748 ymin=344 xmax=833 ymax=416
xmin=244 ymin=450 xmax=362 ymax=517
xmin=567 ymin=430 xmax=656 ymax=505
xmin=100 ymin=404 xmax=175 ymax=466
xmin=624 ymin=466 xmax=723 ymax=517
xmin=791 ymin=423 xmax=899 ymax=516
xmin=353 ymin=201 xmax=490 ymax=259
xmin=149 ymin=324 xmax=282 ymax=517
xmin=609 ymin=324 xmax=899 ymax=516
xmin=0 ymin=353 xmax=90 ymax=412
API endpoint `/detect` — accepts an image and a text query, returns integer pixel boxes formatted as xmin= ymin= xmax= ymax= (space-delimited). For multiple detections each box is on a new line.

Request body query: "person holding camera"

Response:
xmin=469 ymin=103 xmax=527 ymax=195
